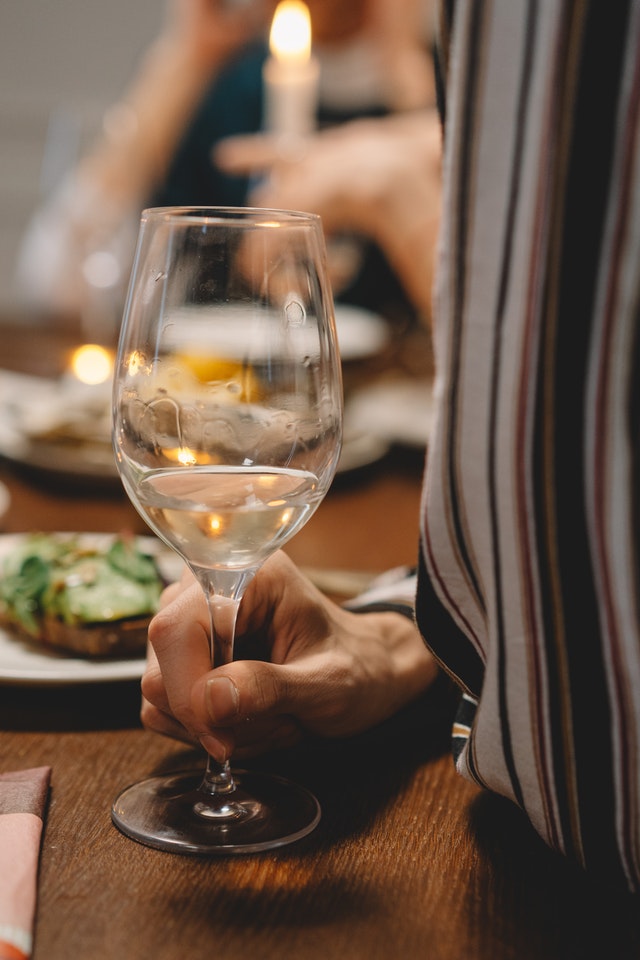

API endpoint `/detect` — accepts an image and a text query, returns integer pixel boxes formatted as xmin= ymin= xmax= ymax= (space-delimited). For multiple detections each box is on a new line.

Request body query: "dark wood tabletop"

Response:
xmin=0 ymin=318 xmax=638 ymax=960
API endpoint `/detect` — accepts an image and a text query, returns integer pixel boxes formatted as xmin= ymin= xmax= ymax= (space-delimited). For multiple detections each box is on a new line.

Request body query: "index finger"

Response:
xmin=213 ymin=134 xmax=283 ymax=174
xmin=147 ymin=580 xmax=213 ymax=738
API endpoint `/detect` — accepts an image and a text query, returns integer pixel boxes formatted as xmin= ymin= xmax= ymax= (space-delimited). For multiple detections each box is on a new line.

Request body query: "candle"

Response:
xmin=262 ymin=1 xmax=320 ymax=139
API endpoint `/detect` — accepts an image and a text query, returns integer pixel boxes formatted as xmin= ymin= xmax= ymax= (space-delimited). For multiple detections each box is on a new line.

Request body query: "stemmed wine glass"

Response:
xmin=111 ymin=207 xmax=343 ymax=854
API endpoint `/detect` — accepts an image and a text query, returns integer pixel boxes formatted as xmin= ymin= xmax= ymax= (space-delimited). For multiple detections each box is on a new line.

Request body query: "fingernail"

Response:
xmin=205 ymin=676 xmax=239 ymax=724
xmin=200 ymin=734 xmax=230 ymax=763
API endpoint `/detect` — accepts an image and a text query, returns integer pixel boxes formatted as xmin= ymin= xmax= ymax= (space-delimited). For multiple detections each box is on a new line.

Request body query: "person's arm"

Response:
xmin=140 ymin=551 xmax=438 ymax=763
xmin=78 ymin=0 xmax=267 ymax=208
xmin=365 ymin=0 xmax=436 ymax=110
xmin=17 ymin=0 xmax=267 ymax=313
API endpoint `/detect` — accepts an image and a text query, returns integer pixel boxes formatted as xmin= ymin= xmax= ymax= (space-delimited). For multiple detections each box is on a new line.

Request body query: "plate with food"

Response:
xmin=0 ymin=532 xmax=183 ymax=685
xmin=0 ymin=369 xmax=120 ymax=489
xmin=0 ymin=361 xmax=390 ymax=487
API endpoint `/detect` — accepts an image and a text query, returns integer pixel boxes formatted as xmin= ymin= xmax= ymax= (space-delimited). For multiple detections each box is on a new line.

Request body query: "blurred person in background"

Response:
xmin=16 ymin=0 xmax=439 ymax=333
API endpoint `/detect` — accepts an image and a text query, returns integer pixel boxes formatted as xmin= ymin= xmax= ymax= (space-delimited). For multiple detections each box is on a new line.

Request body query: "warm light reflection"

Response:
xmin=70 ymin=344 xmax=114 ymax=385
xmin=177 ymin=447 xmax=198 ymax=466
xmin=208 ymin=515 xmax=223 ymax=534
xmin=127 ymin=350 xmax=147 ymax=377
xmin=269 ymin=1 xmax=312 ymax=63
xmin=279 ymin=508 xmax=294 ymax=527
xmin=163 ymin=447 xmax=199 ymax=466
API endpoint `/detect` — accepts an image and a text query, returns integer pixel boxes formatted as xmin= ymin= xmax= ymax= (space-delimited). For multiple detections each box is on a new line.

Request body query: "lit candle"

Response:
xmin=262 ymin=1 xmax=320 ymax=139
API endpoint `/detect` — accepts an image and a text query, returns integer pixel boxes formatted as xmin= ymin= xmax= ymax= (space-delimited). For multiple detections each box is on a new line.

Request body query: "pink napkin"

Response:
xmin=0 ymin=768 xmax=51 ymax=960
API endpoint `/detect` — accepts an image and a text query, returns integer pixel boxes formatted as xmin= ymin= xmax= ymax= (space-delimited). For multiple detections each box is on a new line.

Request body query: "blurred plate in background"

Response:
xmin=0 ymin=358 xmax=406 ymax=486
xmin=165 ymin=302 xmax=390 ymax=362
xmin=345 ymin=379 xmax=435 ymax=450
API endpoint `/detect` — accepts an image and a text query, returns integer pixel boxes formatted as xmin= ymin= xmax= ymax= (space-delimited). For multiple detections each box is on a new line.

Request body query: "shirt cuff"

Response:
xmin=343 ymin=566 xmax=417 ymax=620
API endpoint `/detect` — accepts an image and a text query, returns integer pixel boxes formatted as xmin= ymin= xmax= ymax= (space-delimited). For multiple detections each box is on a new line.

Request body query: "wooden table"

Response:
xmin=1 ymin=320 xmax=638 ymax=959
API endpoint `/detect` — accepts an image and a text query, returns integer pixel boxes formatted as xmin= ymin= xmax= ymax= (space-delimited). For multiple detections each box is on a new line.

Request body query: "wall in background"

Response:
xmin=0 ymin=0 xmax=160 ymax=311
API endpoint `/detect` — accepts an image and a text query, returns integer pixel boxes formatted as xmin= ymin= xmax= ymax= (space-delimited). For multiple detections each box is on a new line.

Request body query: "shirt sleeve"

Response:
xmin=422 ymin=0 xmax=640 ymax=892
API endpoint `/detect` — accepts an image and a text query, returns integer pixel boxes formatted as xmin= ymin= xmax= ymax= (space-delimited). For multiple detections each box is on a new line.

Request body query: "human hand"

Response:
xmin=214 ymin=111 xmax=442 ymax=316
xmin=141 ymin=551 xmax=437 ymax=762
xmin=216 ymin=111 xmax=440 ymax=238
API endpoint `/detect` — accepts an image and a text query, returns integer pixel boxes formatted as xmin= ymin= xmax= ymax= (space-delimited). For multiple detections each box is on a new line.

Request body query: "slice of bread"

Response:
xmin=0 ymin=533 xmax=164 ymax=657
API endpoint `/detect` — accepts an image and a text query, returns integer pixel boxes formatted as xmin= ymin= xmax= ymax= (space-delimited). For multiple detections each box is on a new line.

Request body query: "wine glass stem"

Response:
xmin=195 ymin=569 xmax=254 ymax=799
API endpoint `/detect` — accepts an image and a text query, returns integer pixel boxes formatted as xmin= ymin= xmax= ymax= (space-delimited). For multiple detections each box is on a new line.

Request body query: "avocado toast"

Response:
xmin=0 ymin=533 xmax=164 ymax=657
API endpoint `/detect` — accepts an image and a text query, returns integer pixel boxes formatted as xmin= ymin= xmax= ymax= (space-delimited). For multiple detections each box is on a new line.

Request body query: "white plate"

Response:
xmin=334 ymin=304 xmax=391 ymax=360
xmin=0 ymin=533 xmax=183 ymax=687
xmin=166 ymin=302 xmax=390 ymax=362
xmin=345 ymin=378 xmax=435 ymax=449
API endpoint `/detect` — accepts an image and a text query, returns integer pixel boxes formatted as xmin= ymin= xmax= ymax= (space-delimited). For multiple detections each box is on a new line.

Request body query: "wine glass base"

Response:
xmin=111 ymin=769 xmax=321 ymax=855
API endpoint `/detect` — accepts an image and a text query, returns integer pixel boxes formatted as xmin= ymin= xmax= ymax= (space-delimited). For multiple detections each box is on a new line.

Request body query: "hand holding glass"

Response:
xmin=112 ymin=207 xmax=342 ymax=853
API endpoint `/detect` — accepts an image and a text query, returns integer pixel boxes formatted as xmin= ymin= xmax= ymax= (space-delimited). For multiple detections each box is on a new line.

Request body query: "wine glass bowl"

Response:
xmin=111 ymin=207 xmax=342 ymax=853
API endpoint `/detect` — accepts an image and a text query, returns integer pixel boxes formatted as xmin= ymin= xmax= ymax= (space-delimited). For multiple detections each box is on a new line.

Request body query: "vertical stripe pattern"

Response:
xmin=419 ymin=0 xmax=640 ymax=890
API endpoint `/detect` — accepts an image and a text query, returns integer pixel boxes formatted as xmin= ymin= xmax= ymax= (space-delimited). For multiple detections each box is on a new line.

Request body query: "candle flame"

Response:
xmin=269 ymin=1 xmax=312 ymax=63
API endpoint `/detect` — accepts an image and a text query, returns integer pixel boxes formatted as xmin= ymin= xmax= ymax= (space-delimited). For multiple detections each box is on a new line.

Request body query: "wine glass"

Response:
xmin=111 ymin=207 xmax=343 ymax=854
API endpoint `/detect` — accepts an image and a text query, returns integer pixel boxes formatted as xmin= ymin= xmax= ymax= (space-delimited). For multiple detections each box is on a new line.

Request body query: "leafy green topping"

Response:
xmin=107 ymin=538 xmax=160 ymax=584
xmin=0 ymin=554 xmax=51 ymax=636
xmin=0 ymin=534 xmax=163 ymax=633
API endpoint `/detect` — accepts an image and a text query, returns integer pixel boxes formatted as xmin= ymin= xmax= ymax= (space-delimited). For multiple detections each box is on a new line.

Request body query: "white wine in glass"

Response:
xmin=111 ymin=207 xmax=343 ymax=854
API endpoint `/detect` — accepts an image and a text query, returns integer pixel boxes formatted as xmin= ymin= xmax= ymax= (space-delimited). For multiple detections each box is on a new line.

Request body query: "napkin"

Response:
xmin=0 ymin=767 xmax=51 ymax=960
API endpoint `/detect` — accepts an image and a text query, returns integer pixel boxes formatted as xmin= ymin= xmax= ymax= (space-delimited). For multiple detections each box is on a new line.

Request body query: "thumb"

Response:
xmin=192 ymin=658 xmax=293 ymax=730
xmin=192 ymin=646 xmax=357 ymax=749
xmin=191 ymin=659 xmax=304 ymax=762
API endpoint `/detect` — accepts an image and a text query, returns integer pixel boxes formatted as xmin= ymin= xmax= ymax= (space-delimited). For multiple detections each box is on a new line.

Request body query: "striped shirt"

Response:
xmin=415 ymin=0 xmax=640 ymax=891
